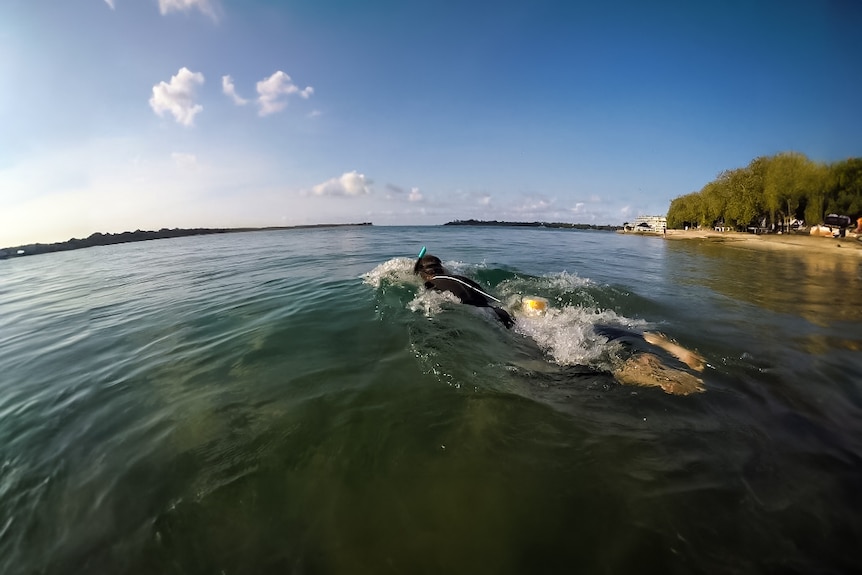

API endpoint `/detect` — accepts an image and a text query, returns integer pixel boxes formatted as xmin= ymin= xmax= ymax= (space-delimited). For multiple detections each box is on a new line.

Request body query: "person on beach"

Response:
xmin=413 ymin=247 xmax=706 ymax=395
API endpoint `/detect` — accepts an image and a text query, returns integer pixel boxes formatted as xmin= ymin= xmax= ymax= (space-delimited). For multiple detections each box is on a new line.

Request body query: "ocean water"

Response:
xmin=1 ymin=225 xmax=860 ymax=574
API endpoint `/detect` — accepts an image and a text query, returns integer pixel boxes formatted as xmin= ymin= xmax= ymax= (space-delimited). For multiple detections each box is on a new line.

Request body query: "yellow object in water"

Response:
xmin=520 ymin=296 xmax=549 ymax=316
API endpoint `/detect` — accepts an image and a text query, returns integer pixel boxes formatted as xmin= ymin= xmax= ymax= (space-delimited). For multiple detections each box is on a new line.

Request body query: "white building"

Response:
xmin=632 ymin=215 xmax=667 ymax=232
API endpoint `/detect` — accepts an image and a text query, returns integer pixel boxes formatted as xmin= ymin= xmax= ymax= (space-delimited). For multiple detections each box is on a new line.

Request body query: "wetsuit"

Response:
xmin=423 ymin=273 xmax=514 ymax=328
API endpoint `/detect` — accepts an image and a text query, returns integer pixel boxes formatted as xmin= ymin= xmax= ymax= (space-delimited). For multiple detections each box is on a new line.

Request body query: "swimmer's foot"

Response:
xmin=613 ymin=353 xmax=705 ymax=396
xmin=643 ymin=331 xmax=706 ymax=372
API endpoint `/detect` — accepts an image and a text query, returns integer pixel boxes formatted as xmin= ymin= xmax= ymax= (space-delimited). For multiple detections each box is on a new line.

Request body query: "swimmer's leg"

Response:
xmin=594 ymin=325 xmax=705 ymax=371
xmin=642 ymin=332 xmax=705 ymax=372
xmin=613 ymin=353 xmax=705 ymax=396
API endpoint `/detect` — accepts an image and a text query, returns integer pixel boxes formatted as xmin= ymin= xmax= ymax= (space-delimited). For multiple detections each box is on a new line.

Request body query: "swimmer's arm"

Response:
xmin=491 ymin=306 xmax=514 ymax=329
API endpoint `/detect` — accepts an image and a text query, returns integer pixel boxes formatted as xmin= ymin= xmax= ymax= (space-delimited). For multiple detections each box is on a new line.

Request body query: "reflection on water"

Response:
xmin=794 ymin=333 xmax=862 ymax=354
xmin=2 ymin=228 xmax=862 ymax=575
xmin=666 ymin=239 xmax=862 ymax=326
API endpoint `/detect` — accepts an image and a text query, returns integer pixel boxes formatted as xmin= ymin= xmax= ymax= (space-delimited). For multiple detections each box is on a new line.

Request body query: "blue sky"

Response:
xmin=1 ymin=0 xmax=860 ymax=246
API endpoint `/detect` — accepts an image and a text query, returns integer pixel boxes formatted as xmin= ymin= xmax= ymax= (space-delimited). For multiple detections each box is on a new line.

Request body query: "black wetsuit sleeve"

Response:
xmin=425 ymin=276 xmax=489 ymax=307
xmin=424 ymin=275 xmax=513 ymax=328
xmin=492 ymin=307 xmax=514 ymax=329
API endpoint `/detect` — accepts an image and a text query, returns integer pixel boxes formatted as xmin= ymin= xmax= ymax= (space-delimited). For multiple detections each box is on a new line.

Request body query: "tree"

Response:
xmin=829 ymin=158 xmax=862 ymax=217
xmin=802 ymin=162 xmax=830 ymax=224
xmin=724 ymin=164 xmax=762 ymax=228
xmin=668 ymin=192 xmax=703 ymax=228
xmin=763 ymin=152 xmax=812 ymax=230
xmin=666 ymin=152 xmax=861 ymax=232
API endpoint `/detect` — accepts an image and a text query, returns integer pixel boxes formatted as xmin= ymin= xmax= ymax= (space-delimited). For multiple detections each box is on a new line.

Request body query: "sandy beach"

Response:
xmin=644 ymin=229 xmax=862 ymax=257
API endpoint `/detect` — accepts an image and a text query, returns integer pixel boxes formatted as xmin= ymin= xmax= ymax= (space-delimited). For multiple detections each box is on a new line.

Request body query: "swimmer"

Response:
xmin=413 ymin=247 xmax=705 ymax=395
xmin=593 ymin=326 xmax=705 ymax=395
xmin=413 ymin=248 xmax=514 ymax=328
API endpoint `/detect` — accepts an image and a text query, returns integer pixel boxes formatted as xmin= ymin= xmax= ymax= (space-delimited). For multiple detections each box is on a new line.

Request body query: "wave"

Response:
xmin=363 ymin=257 xmax=648 ymax=372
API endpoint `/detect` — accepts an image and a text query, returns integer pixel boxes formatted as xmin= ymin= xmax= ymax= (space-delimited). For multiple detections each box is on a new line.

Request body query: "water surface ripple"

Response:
xmin=1 ymin=227 xmax=860 ymax=574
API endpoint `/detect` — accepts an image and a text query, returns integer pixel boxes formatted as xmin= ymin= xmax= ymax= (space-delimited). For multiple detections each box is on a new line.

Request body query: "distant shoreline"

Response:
xmin=444 ymin=219 xmax=622 ymax=231
xmin=0 ymin=223 xmax=372 ymax=259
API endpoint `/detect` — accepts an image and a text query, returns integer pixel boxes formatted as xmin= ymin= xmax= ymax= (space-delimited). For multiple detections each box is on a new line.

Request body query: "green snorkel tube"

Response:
xmin=413 ymin=246 xmax=426 ymax=274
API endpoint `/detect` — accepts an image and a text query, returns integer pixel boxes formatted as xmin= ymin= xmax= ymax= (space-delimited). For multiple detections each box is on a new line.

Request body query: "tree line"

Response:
xmin=445 ymin=219 xmax=622 ymax=231
xmin=667 ymin=153 xmax=862 ymax=231
xmin=0 ymin=223 xmax=372 ymax=259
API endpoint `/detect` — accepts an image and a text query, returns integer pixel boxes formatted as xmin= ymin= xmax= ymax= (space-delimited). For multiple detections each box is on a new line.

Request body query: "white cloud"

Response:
xmin=149 ymin=67 xmax=205 ymax=127
xmin=256 ymin=71 xmax=314 ymax=116
xmin=513 ymin=196 xmax=552 ymax=213
xmin=221 ymin=75 xmax=248 ymax=106
xmin=158 ymin=0 xmax=218 ymax=20
xmin=0 ymin=137 xmax=300 ymax=247
xmin=310 ymin=171 xmax=372 ymax=197
xmin=172 ymin=152 xmax=198 ymax=169
xmin=384 ymin=184 xmax=404 ymax=199
xmin=104 ymin=0 xmax=115 ymax=9
xmin=478 ymin=193 xmax=491 ymax=206
xmin=384 ymin=183 xmax=423 ymax=202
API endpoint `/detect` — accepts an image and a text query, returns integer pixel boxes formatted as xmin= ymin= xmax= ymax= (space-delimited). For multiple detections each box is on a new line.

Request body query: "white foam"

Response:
xmin=496 ymin=271 xmax=592 ymax=301
xmin=540 ymin=271 xmax=592 ymax=290
xmin=515 ymin=305 xmax=645 ymax=368
xmin=361 ymin=257 xmax=416 ymax=288
xmin=364 ymin=258 xmax=648 ymax=368
xmin=407 ymin=289 xmax=461 ymax=318
xmin=362 ymin=257 xmax=461 ymax=319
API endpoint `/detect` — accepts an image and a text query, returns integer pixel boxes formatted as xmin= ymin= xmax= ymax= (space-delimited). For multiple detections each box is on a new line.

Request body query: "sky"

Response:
xmin=1 ymin=0 xmax=861 ymax=246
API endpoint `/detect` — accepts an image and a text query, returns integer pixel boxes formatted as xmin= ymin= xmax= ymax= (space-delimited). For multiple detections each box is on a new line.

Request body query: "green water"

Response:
xmin=1 ymin=226 xmax=860 ymax=574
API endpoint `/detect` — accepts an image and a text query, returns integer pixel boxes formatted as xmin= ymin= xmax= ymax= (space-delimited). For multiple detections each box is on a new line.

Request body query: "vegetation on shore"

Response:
xmin=0 ymin=223 xmax=372 ymax=259
xmin=667 ymin=153 xmax=862 ymax=231
xmin=445 ymin=219 xmax=622 ymax=231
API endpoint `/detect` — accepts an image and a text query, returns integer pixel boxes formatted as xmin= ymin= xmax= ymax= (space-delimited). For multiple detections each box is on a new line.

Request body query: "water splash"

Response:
xmin=361 ymin=257 xmax=416 ymax=288
xmin=514 ymin=305 xmax=645 ymax=368
xmin=364 ymin=258 xmax=647 ymax=370
xmin=407 ymin=288 xmax=462 ymax=318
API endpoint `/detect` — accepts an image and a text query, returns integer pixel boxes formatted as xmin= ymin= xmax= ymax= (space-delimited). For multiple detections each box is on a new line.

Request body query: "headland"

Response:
xmin=0 ymin=223 xmax=372 ymax=259
xmin=444 ymin=219 xmax=622 ymax=231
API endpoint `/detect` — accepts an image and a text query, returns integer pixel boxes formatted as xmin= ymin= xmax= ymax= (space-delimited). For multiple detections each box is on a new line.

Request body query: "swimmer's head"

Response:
xmin=414 ymin=253 xmax=445 ymax=279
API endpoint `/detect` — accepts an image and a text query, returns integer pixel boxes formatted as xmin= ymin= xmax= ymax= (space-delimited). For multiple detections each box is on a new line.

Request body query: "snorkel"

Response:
xmin=413 ymin=246 xmax=427 ymax=274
